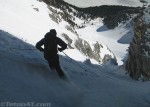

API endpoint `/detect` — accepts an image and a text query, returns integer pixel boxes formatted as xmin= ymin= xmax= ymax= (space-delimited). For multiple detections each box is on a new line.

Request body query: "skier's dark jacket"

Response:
xmin=36 ymin=30 xmax=67 ymax=59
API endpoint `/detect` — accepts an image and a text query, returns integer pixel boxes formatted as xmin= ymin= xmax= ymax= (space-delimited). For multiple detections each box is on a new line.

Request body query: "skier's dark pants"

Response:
xmin=44 ymin=54 xmax=64 ymax=77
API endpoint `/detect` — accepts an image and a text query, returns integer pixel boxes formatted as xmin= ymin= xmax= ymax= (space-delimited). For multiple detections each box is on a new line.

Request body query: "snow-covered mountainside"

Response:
xmin=1 ymin=0 xmax=150 ymax=107
xmin=0 ymin=0 xmax=116 ymax=64
xmin=0 ymin=30 xmax=81 ymax=107
xmin=1 ymin=29 xmax=150 ymax=107
xmin=63 ymin=0 xmax=143 ymax=7
xmin=0 ymin=0 xmax=137 ymax=65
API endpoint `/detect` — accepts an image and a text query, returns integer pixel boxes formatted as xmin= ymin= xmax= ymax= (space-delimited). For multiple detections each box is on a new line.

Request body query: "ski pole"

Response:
xmin=62 ymin=52 xmax=87 ymax=72
xmin=10 ymin=47 xmax=37 ymax=50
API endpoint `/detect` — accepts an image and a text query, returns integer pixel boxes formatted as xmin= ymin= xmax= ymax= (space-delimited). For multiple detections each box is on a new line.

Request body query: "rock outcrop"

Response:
xmin=62 ymin=34 xmax=117 ymax=64
xmin=126 ymin=8 xmax=150 ymax=81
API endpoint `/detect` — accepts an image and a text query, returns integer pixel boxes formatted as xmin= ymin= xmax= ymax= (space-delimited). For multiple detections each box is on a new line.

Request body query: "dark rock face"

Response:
xmin=126 ymin=8 xmax=150 ymax=81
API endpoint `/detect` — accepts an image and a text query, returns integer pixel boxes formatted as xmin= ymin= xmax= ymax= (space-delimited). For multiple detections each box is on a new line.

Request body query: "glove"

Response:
xmin=58 ymin=48 xmax=63 ymax=52
xmin=39 ymin=48 xmax=44 ymax=52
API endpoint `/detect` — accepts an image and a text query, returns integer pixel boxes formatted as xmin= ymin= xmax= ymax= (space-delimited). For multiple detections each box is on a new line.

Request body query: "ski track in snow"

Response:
xmin=0 ymin=0 xmax=150 ymax=107
xmin=60 ymin=51 xmax=150 ymax=107
xmin=0 ymin=30 xmax=81 ymax=107
xmin=1 ymin=28 xmax=150 ymax=107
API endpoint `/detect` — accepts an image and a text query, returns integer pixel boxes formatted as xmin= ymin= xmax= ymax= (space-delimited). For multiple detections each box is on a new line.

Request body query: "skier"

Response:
xmin=36 ymin=29 xmax=67 ymax=77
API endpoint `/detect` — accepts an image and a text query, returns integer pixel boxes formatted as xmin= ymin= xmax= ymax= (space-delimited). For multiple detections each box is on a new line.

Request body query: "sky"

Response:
xmin=0 ymin=0 xmax=150 ymax=107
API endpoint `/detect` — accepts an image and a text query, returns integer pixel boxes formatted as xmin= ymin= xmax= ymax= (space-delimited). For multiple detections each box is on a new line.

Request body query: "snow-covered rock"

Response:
xmin=126 ymin=7 xmax=150 ymax=81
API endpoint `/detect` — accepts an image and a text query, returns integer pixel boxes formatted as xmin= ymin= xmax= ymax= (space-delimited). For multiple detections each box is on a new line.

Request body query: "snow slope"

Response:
xmin=0 ymin=0 xmax=150 ymax=107
xmin=1 ymin=30 xmax=150 ymax=107
xmin=0 ymin=0 xmax=76 ymax=45
xmin=63 ymin=0 xmax=143 ymax=7
xmin=76 ymin=19 xmax=134 ymax=65
xmin=0 ymin=30 xmax=81 ymax=107
xmin=0 ymin=0 xmax=132 ymax=65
